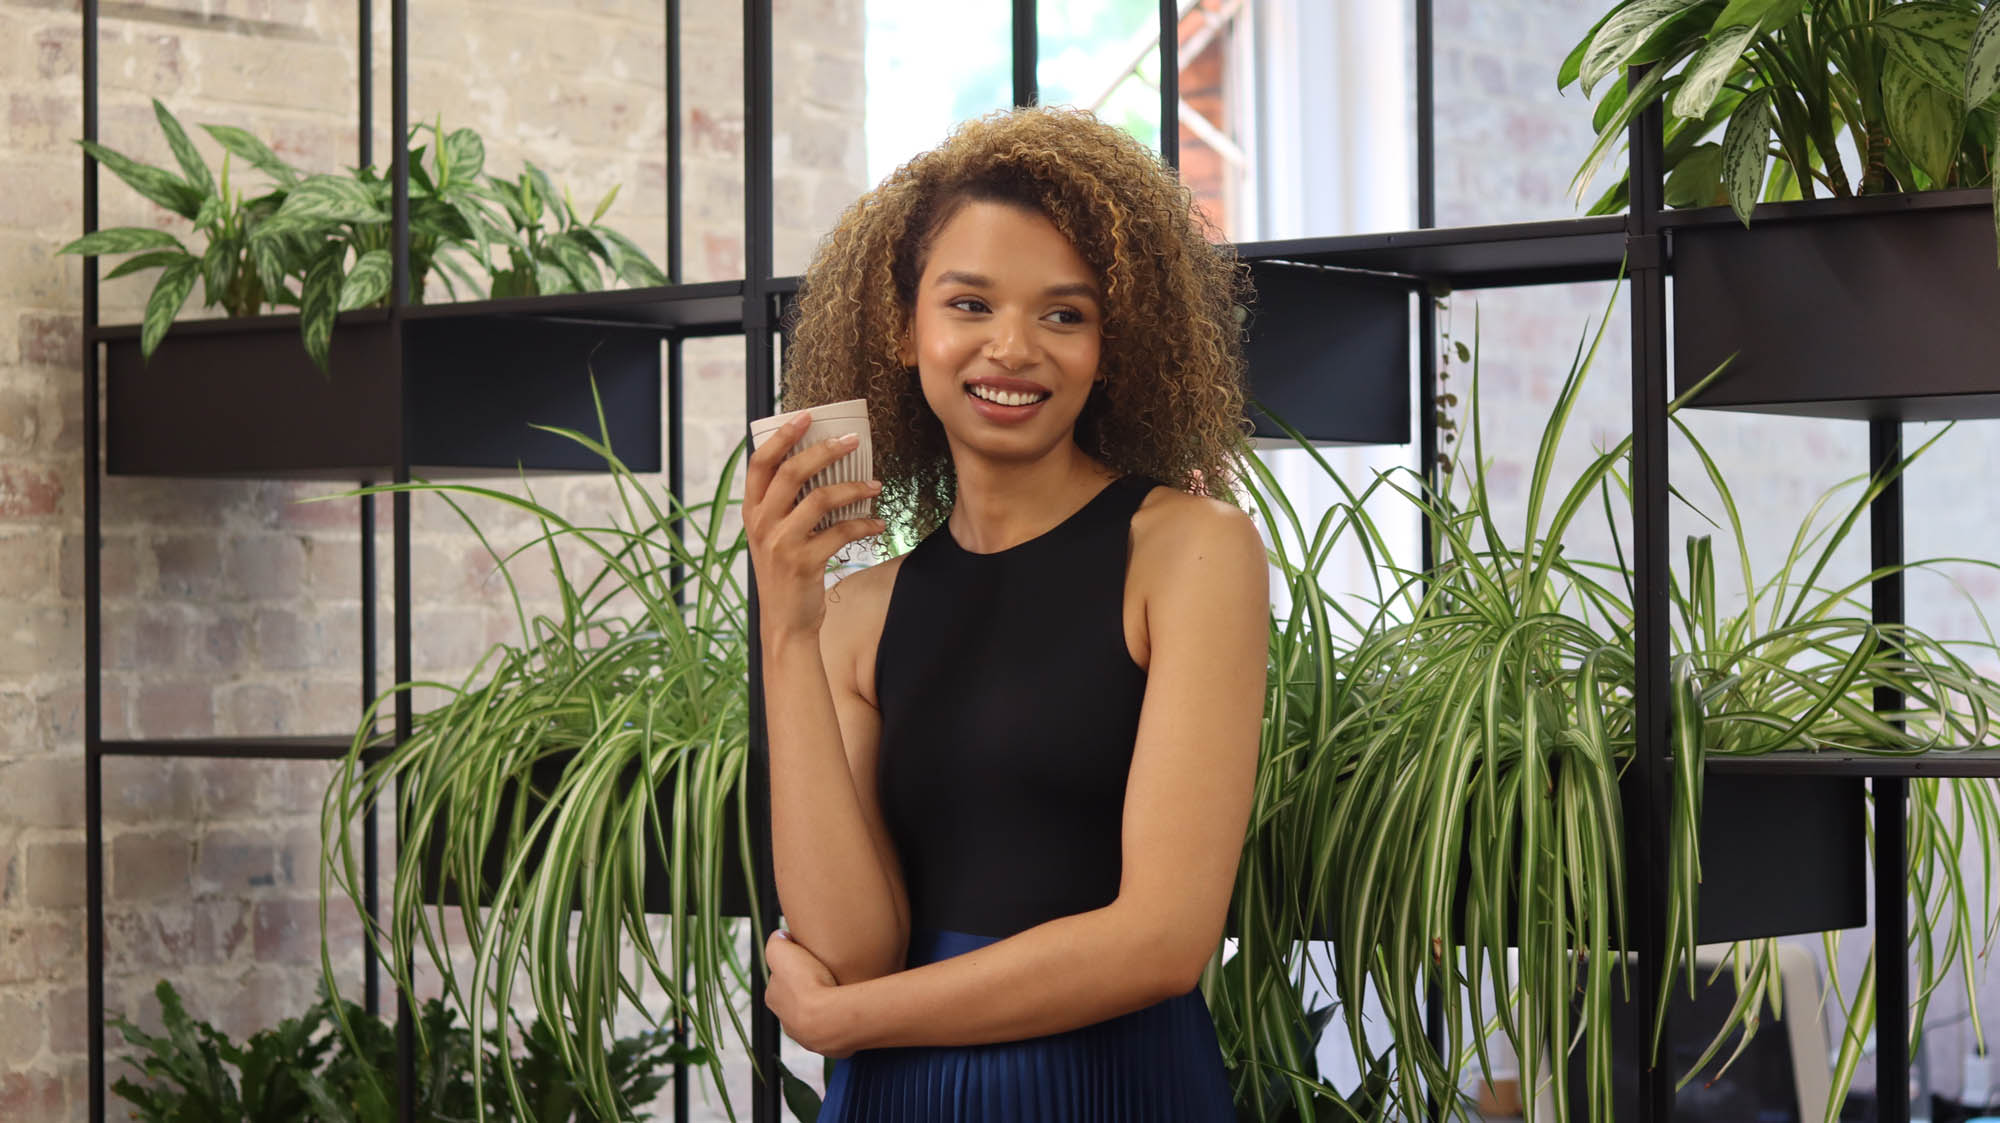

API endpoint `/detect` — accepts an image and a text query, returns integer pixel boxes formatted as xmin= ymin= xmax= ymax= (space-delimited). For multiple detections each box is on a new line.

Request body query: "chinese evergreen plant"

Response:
xmin=1562 ymin=0 xmax=2000 ymax=248
xmin=58 ymin=100 xmax=665 ymax=371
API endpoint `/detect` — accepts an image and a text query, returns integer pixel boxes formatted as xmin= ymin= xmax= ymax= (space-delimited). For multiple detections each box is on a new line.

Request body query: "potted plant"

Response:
xmin=321 ymin=420 xmax=765 ymax=1122
xmin=110 ymin=977 xmax=693 ymax=1121
xmin=67 ymin=101 xmax=669 ymax=478
xmin=1560 ymin=0 xmax=2000 ymax=417
xmin=1215 ymin=294 xmax=2000 ymax=1122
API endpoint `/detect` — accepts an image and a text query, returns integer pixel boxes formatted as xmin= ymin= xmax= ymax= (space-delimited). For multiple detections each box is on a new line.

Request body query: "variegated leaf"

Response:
xmin=1667 ymin=22 xmax=1758 ymax=120
xmin=55 ymin=227 xmax=183 ymax=257
xmin=150 ymin=98 xmax=213 ymax=196
xmin=278 ymin=174 xmax=389 ymax=225
xmin=1883 ymin=52 xmax=1962 ymax=186
xmin=1876 ymin=3 xmax=1980 ymax=95
xmin=338 ymin=249 xmax=392 ymax=312
xmin=443 ymin=128 xmax=484 ymax=184
xmin=80 ymin=140 xmax=202 ymax=220
xmin=140 ymin=259 xmax=199 ymax=360
xmin=200 ymin=123 xmax=299 ymax=185
xmin=1966 ymin=3 xmax=2000 ymax=109
xmin=300 ymin=249 xmax=343 ymax=374
xmin=103 ymin=250 xmax=190 ymax=280
xmin=1720 ymin=87 xmax=1772 ymax=225
xmin=1580 ymin=0 xmax=1701 ymax=96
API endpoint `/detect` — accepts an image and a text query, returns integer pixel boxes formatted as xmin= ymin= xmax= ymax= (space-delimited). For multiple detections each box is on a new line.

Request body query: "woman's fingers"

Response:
xmin=777 ymin=478 xmax=882 ymax=546
xmin=752 ymin=432 xmax=863 ymax=531
xmin=745 ymin=412 xmax=810 ymax=507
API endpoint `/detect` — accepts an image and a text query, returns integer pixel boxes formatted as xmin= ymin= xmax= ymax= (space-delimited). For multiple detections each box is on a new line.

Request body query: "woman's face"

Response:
xmin=899 ymin=200 xmax=1104 ymax=467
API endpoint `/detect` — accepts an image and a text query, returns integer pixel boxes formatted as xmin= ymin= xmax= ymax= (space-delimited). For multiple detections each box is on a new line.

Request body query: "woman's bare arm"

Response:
xmin=763 ymin=563 xmax=911 ymax=985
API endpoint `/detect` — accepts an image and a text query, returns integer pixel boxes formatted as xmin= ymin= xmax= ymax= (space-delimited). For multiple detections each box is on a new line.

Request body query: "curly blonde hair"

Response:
xmin=779 ymin=104 xmax=1254 ymax=541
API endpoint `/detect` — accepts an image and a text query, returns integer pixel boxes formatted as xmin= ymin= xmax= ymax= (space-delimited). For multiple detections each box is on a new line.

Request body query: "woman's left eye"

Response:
xmin=1047 ymin=307 xmax=1086 ymax=325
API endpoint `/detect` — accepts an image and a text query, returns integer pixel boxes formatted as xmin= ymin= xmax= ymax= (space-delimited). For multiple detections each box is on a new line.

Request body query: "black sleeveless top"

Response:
xmin=874 ymin=474 xmax=1163 ymax=939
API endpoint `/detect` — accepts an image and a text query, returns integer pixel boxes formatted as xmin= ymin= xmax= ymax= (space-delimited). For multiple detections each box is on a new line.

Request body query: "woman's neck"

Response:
xmin=946 ymin=447 xmax=1119 ymax=555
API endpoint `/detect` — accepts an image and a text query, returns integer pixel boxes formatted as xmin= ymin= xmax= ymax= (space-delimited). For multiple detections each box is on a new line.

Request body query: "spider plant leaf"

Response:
xmin=151 ymin=98 xmax=214 ymax=197
xmin=338 ymin=248 xmax=392 ymax=312
xmin=56 ymin=226 xmax=184 ymax=257
xmin=79 ymin=139 xmax=203 ymax=220
xmin=1579 ymin=0 xmax=1706 ymax=96
xmin=1876 ymin=3 xmax=1980 ymax=96
xmin=1721 ymin=86 xmax=1772 ymax=223
xmin=1969 ymin=3 xmax=2000 ymax=108
xmin=1883 ymin=51 xmax=1965 ymax=187
xmin=1668 ymin=22 xmax=1758 ymax=120
xmin=140 ymin=258 xmax=198 ymax=360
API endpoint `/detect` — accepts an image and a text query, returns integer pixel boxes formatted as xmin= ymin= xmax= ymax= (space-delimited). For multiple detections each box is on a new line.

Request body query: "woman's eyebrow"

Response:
xmin=933 ymin=270 xmax=1099 ymax=303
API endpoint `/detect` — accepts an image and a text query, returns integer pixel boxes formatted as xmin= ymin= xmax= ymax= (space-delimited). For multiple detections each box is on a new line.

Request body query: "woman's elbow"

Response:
xmin=825 ymin=930 xmax=909 ymax=985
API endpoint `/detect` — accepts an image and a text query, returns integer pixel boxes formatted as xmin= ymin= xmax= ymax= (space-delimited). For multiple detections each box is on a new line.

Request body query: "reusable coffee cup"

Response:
xmin=748 ymin=398 xmax=875 ymax=534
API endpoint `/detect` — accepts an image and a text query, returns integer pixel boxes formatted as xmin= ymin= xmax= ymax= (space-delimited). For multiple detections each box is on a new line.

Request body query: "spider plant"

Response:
xmin=319 ymin=412 xmax=762 ymax=1122
xmin=1561 ymin=0 xmax=2000 ymax=245
xmin=1220 ymin=286 xmax=2000 ymax=1122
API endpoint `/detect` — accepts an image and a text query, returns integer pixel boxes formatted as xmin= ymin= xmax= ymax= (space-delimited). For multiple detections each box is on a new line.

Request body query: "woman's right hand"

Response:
xmin=745 ymin=412 xmax=887 ymax=639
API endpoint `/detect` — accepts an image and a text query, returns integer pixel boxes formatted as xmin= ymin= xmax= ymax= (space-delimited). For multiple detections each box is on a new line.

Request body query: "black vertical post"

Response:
xmin=82 ymin=2 xmax=104 ymax=1120
xmin=1871 ymin=419 xmax=1911 ymax=1123
xmin=390 ymin=1 xmax=416 ymax=1121
xmin=665 ymin=2 xmax=688 ymax=1118
xmin=1414 ymin=0 xmax=1444 ymax=1114
xmin=1013 ymin=0 xmax=1037 ymax=107
xmin=357 ymin=0 xmax=381 ymax=1023
xmin=1157 ymin=0 xmax=1178 ymax=169
xmin=1625 ymin=66 xmax=1673 ymax=1123
xmin=744 ymin=0 xmax=781 ymax=1120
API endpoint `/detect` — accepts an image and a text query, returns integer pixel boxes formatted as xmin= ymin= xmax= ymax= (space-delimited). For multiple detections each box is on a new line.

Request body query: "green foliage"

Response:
xmin=58 ymin=101 xmax=665 ymax=372
xmin=1562 ymin=0 xmax=2000 ymax=254
xmin=109 ymin=978 xmax=702 ymax=1123
xmin=320 ymin=392 xmax=757 ymax=1123
xmin=1218 ymin=284 xmax=2000 ymax=1122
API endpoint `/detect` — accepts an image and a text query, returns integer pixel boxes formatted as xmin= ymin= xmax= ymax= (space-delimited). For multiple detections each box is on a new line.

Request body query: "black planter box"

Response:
xmin=1241 ymin=260 xmax=1411 ymax=446
xmin=101 ymin=310 xmax=663 ymax=479
xmin=422 ymin=749 xmax=756 ymax=919
xmin=1448 ymin=768 xmax=1867 ymax=945
xmin=1671 ymin=189 xmax=2000 ymax=422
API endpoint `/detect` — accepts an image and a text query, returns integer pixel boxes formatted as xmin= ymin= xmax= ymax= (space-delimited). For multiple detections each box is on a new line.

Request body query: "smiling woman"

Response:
xmin=751 ymin=105 xmax=1268 ymax=1121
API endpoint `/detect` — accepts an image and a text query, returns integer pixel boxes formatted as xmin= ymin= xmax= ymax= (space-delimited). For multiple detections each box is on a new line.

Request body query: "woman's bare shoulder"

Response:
xmin=1131 ymin=485 xmax=1260 ymax=557
xmin=821 ymin=550 xmax=912 ymax=698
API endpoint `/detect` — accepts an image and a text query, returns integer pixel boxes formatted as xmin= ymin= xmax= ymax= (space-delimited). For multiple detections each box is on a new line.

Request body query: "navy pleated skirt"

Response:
xmin=815 ymin=928 xmax=1236 ymax=1122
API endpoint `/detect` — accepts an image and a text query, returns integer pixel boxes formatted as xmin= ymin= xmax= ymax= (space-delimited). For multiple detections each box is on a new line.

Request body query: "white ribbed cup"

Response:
xmin=748 ymin=398 xmax=875 ymax=533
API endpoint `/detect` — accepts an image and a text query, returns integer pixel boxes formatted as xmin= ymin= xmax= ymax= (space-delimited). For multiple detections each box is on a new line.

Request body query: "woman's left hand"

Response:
xmin=764 ymin=930 xmax=853 ymax=1058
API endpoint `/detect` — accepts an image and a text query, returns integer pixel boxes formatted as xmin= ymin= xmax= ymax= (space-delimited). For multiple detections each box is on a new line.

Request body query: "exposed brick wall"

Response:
xmin=0 ymin=0 xmax=862 ymax=1119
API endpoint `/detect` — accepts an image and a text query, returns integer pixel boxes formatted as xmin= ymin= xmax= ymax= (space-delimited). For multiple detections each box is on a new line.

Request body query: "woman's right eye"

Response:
xmin=948 ymin=297 xmax=989 ymax=314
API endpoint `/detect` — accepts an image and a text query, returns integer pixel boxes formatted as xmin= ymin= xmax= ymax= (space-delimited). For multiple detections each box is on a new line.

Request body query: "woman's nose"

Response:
xmin=983 ymin=312 xmax=1038 ymax=368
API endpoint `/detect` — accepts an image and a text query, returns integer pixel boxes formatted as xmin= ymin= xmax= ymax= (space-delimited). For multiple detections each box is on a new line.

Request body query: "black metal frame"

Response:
xmin=74 ymin=1 xmax=1990 ymax=1121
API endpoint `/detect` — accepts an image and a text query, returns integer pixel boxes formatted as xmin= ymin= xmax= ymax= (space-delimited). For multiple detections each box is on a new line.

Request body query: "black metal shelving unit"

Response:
xmin=74 ymin=1 xmax=1999 ymax=1121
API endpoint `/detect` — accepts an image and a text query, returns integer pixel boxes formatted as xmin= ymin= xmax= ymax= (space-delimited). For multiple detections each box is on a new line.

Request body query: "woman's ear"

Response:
xmin=895 ymin=325 xmax=915 ymax=369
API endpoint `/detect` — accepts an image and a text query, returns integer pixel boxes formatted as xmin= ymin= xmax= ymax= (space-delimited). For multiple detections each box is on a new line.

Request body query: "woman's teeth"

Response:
xmin=968 ymin=384 xmax=1048 ymax=407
